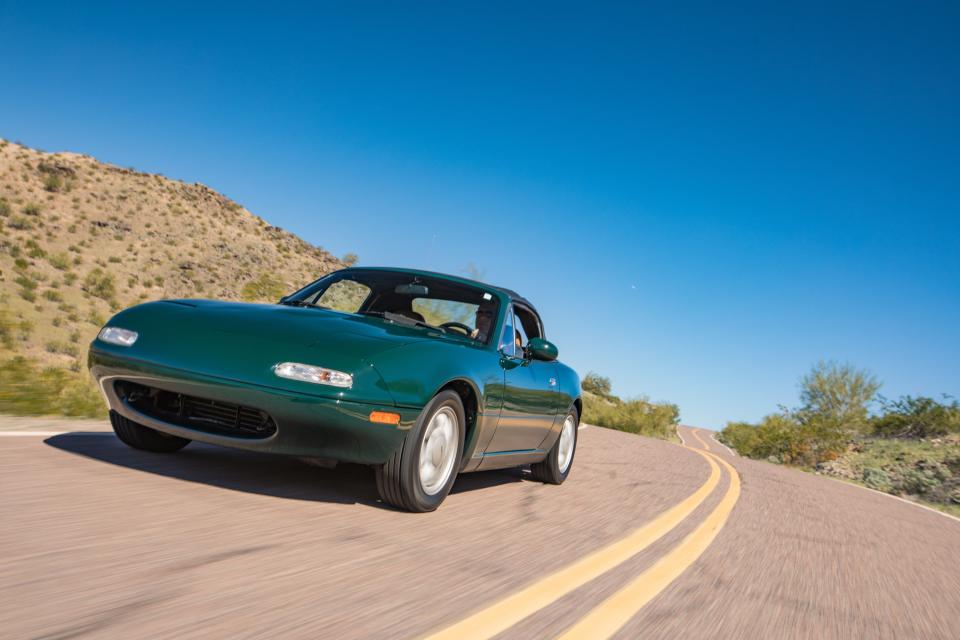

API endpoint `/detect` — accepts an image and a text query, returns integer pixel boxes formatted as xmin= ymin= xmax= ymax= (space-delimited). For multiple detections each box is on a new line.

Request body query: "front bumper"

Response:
xmin=89 ymin=348 xmax=419 ymax=465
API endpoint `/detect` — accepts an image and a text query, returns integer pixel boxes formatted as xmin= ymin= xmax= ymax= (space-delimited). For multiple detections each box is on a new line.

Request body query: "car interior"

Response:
xmin=297 ymin=271 xmax=501 ymax=344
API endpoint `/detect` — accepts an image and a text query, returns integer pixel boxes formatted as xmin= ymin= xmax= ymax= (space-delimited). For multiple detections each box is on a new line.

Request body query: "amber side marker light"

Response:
xmin=369 ymin=411 xmax=402 ymax=425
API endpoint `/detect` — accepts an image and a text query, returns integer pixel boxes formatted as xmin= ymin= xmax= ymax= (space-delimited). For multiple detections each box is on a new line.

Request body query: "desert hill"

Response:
xmin=0 ymin=138 xmax=344 ymax=380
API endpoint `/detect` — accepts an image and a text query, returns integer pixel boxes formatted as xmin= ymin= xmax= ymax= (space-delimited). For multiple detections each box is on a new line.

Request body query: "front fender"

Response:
xmin=371 ymin=340 xmax=505 ymax=470
xmin=370 ymin=340 xmax=499 ymax=409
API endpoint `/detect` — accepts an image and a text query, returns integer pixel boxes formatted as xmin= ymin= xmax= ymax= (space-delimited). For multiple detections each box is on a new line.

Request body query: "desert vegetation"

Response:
xmin=580 ymin=371 xmax=680 ymax=441
xmin=719 ymin=361 xmax=960 ymax=513
xmin=0 ymin=139 xmax=344 ymax=417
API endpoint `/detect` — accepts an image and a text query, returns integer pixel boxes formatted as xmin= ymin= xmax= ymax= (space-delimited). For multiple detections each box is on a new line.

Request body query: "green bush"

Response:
xmin=0 ymin=198 xmax=10 ymax=217
xmin=14 ymin=274 xmax=37 ymax=291
xmin=901 ymin=464 xmax=948 ymax=495
xmin=581 ymin=372 xmax=613 ymax=399
xmin=582 ymin=392 xmax=679 ymax=440
xmin=862 ymin=467 xmax=892 ymax=492
xmin=241 ymin=272 xmax=287 ymax=302
xmin=16 ymin=274 xmax=38 ymax=302
xmin=798 ymin=414 xmax=850 ymax=464
xmin=871 ymin=396 xmax=960 ymax=438
xmin=720 ymin=413 xmax=811 ymax=464
xmin=22 ymin=202 xmax=42 ymax=216
xmin=0 ymin=357 xmax=105 ymax=418
xmin=717 ymin=421 xmax=761 ymax=455
xmin=48 ymin=252 xmax=71 ymax=270
xmin=798 ymin=360 xmax=879 ymax=435
xmin=83 ymin=268 xmax=116 ymax=301
xmin=43 ymin=174 xmax=63 ymax=192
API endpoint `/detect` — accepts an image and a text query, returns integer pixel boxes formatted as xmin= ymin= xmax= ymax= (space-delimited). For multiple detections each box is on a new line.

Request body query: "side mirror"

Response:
xmin=526 ymin=337 xmax=558 ymax=361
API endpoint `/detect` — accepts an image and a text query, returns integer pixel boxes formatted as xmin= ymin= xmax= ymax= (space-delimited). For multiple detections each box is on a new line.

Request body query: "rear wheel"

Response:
xmin=110 ymin=411 xmax=191 ymax=453
xmin=530 ymin=406 xmax=578 ymax=484
xmin=375 ymin=390 xmax=464 ymax=512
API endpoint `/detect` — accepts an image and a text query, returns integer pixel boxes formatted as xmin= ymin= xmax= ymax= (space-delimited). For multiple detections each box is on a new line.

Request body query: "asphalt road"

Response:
xmin=1 ymin=418 xmax=958 ymax=639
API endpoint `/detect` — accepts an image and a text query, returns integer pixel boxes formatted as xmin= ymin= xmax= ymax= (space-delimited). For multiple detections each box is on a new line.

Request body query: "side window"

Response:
xmin=498 ymin=306 xmax=516 ymax=357
xmin=312 ymin=279 xmax=371 ymax=313
xmin=513 ymin=306 xmax=542 ymax=353
xmin=514 ymin=315 xmax=529 ymax=352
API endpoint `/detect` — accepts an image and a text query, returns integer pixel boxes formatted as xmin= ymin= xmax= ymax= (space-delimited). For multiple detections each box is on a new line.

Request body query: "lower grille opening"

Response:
xmin=116 ymin=381 xmax=277 ymax=439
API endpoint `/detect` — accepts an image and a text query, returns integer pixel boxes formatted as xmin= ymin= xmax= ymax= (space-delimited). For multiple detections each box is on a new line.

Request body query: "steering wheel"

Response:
xmin=439 ymin=321 xmax=473 ymax=336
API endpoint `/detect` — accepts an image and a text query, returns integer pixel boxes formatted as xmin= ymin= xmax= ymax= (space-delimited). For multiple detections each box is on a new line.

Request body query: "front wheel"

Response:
xmin=110 ymin=411 xmax=191 ymax=453
xmin=375 ymin=390 xmax=465 ymax=512
xmin=530 ymin=406 xmax=578 ymax=484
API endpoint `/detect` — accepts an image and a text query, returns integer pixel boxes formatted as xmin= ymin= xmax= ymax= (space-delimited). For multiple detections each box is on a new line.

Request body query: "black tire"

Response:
xmin=530 ymin=406 xmax=578 ymax=484
xmin=375 ymin=390 xmax=465 ymax=512
xmin=110 ymin=410 xmax=191 ymax=453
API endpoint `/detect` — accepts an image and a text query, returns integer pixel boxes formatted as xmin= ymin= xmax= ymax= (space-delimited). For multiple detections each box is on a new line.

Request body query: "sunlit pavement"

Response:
xmin=1 ymin=419 xmax=958 ymax=639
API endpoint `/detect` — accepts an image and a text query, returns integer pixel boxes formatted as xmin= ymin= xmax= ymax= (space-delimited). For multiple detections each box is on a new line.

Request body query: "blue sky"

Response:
xmin=1 ymin=2 xmax=957 ymax=428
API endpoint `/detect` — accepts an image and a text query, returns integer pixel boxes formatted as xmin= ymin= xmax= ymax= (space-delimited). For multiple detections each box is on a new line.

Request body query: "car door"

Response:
xmin=483 ymin=305 xmax=558 ymax=455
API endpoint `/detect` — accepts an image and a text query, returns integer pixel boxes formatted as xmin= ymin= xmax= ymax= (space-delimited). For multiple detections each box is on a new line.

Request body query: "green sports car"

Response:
xmin=89 ymin=267 xmax=582 ymax=511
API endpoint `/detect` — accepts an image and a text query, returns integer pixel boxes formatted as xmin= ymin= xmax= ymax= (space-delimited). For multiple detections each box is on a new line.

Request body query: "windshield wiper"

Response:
xmin=279 ymin=299 xmax=328 ymax=309
xmin=360 ymin=311 xmax=447 ymax=333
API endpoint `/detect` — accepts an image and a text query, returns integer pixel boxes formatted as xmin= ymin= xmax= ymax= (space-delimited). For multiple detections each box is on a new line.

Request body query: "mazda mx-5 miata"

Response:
xmin=89 ymin=267 xmax=582 ymax=511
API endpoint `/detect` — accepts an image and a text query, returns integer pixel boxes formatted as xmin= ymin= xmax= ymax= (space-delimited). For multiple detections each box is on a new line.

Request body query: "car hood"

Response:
xmin=96 ymin=299 xmax=436 ymax=403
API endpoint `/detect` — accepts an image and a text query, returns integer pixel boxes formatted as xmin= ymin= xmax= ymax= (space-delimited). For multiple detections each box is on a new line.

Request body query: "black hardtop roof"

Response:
xmin=343 ymin=266 xmax=537 ymax=312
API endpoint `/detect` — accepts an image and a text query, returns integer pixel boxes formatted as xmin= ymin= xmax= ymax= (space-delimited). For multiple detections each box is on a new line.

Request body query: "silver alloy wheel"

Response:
xmin=557 ymin=414 xmax=576 ymax=473
xmin=419 ymin=406 xmax=459 ymax=495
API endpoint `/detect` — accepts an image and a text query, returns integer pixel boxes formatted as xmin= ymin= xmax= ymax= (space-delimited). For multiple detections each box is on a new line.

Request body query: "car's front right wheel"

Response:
xmin=375 ymin=390 xmax=464 ymax=512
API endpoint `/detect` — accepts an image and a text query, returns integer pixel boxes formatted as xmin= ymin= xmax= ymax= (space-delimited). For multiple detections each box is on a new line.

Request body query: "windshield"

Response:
xmin=285 ymin=270 xmax=500 ymax=344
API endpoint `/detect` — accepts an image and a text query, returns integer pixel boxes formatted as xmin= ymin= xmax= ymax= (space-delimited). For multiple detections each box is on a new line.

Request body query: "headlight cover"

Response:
xmin=98 ymin=326 xmax=139 ymax=347
xmin=273 ymin=362 xmax=353 ymax=389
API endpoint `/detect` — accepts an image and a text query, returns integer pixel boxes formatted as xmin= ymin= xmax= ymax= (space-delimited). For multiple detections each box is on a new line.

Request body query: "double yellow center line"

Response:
xmin=425 ymin=429 xmax=740 ymax=640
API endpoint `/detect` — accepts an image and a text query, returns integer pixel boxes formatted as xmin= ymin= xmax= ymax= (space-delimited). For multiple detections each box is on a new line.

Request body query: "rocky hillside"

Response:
xmin=0 ymin=138 xmax=344 ymax=374
xmin=815 ymin=434 xmax=960 ymax=516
